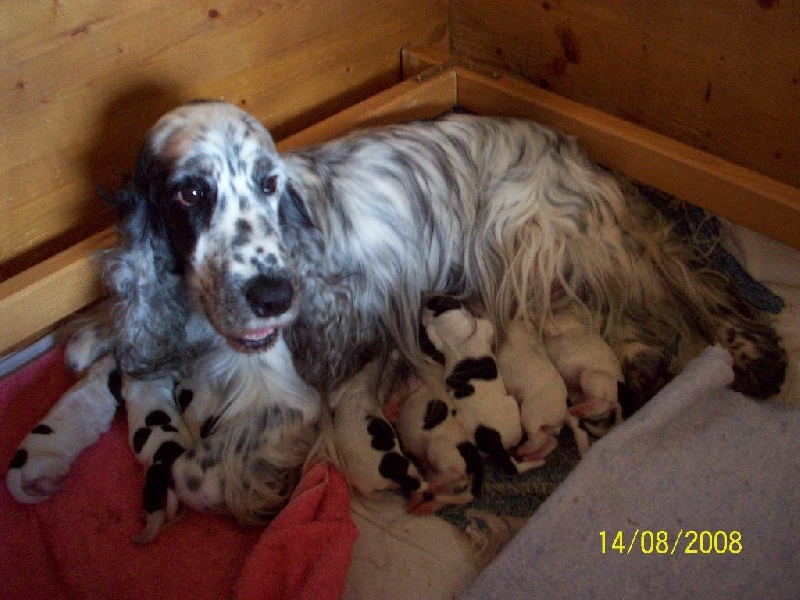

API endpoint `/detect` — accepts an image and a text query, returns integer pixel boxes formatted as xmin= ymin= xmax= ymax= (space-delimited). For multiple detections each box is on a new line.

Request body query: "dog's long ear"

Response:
xmin=97 ymin=146 xmax=189 ymax=378
xmin=278 ymin=183 xmax=315 ymax=232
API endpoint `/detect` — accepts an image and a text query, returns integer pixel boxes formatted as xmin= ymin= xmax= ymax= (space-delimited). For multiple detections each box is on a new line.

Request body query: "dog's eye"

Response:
xmin=260 ymin=175 xmax=278 ymax=195
xmin=174 ymin=182 xmax=208 ymax=207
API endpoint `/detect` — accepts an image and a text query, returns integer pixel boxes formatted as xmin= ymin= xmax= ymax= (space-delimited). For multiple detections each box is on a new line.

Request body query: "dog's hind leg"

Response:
xmin=701 ymin=278 xmax=786 ymax=399
xmin=611 ymin=218 xmax=786 ymax=409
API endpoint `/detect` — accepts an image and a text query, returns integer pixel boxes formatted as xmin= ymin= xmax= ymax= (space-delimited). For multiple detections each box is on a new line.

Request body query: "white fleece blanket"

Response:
xmin=461 ymin=345 xmax=800 ymax=600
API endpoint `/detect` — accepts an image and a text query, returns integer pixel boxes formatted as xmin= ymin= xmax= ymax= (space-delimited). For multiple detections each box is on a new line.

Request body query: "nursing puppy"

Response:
xmin=543 ymin=309 xmax=624 ymax=430
xmin=422 ymin=296 xmax=539 ymax=474
xmin=496 ymin=320 xmax=589 ymax=462
xmin=327 ymin=359 xmax=427 ymax=499
xmin=390 ymin=364 xmax=483 ymax=512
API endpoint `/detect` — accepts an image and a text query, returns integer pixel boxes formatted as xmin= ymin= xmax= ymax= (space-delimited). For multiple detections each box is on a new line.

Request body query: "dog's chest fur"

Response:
xmin=280 ymin=210 xmax=382 ymax=392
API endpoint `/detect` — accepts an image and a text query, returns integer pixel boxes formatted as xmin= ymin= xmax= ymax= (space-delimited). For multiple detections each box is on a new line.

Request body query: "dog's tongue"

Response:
xmin=242 ymin=326 xmax=276 ymax=341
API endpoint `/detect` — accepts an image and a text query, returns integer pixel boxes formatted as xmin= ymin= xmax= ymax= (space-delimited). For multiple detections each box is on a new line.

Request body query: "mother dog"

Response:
xmin=10 ymin=100 xmax=786 ymax=526
xmin=109 ymin=100 xmax=784 ymax=395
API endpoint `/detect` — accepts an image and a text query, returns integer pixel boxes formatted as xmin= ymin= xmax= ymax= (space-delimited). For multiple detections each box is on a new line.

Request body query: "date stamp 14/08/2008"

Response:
xmin=600 ymin=530 xmax=742 ymax=555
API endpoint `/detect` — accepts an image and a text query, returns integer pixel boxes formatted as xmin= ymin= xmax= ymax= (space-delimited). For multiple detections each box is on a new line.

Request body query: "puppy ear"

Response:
xmin=97 ymin=148 xmax=189 ymax=378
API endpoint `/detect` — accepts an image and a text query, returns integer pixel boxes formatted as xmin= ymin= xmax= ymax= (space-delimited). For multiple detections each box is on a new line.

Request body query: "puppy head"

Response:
xmin=117 ymin=100 xmax=300 ymax=353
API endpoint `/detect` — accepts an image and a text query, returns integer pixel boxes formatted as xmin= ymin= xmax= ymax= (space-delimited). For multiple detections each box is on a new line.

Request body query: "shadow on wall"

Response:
xmin=2 ymin=82 xmax=186 ymax=282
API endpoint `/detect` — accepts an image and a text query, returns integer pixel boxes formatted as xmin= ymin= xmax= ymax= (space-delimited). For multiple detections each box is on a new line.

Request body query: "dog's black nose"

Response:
xmin=244 ymin=275 xmax=294 ymax=318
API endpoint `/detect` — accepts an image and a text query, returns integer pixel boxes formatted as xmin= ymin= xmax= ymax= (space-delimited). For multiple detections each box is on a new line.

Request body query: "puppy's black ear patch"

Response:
xmin=446 ymin=356 xmax=499 ymax=398
xmin=133 ymin=427 xmax=152 ymax=455
xmin=9 ymin=449 xmax=28 ymax=470
xmin=378 ymin=452 xmax=421 ymax=493
xmin=366 ymin=416 xmax=396 ymax=452
xmin=450 ymin=356 xmax=498 ymax=382
xmin=422 ymin=399 xmax=449 ymax=430
xmin=145 ymin=410 xmax=171 ymax=427
xmin=152 ymin=441 xmax=185 ymax=466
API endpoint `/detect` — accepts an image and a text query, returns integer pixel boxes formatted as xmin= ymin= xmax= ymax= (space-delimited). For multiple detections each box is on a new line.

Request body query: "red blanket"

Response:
xmin=0 ymin=347 xmax=357 ymax=600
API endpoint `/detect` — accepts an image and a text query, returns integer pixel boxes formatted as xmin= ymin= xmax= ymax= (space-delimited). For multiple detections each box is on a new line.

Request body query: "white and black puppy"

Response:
xmin=422 ymin=296 xmax=538 ymax=475
xmin=326 ymin=359 xmax=427 ymax=500
xmin=496 ymin=320 xmax=589 ymax=462
xmin=390 ymin=363 xmax=483 ymax=512
xmin=6 ymin=354 xmax=121 ymax=505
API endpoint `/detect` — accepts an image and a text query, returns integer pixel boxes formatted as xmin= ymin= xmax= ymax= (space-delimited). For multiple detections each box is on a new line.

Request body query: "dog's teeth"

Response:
xmin=242 ymin=327 xmax=276 ymax=341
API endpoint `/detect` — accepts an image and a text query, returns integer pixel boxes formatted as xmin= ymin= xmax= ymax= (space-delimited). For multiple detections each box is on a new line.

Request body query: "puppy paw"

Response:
xmin=515 ymin=432 xmax=557 ymax=463
xmin=132 ymin=489 xmax=183 ymax=545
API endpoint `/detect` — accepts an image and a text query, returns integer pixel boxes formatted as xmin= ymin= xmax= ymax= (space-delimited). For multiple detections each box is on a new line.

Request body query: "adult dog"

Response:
xmin=8 ymin=100 xmax=786 ymax=528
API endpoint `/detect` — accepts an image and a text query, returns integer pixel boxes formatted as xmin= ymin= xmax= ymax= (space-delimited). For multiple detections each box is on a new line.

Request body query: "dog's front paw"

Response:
xmin=6 ymin=355 xmax=119 ymax=505
xmin=6 ymin=444 xmax=71 ymax=503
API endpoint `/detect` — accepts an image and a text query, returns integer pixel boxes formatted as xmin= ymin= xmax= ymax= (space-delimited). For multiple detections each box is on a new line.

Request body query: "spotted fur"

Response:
xmin=6 ymin=355 xmax=119 ymax=505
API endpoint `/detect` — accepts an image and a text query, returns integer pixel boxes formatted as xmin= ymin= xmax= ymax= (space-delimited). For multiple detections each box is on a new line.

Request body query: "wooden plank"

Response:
xmin=454 ymin=66 xmax=800 ymax=251
xmin=401 ymin=44 xmax=455 ymax=80
xmin=450 ymin=0 xmax=800 ymax=188
xmin=279 ymin=69 xmax=457 ymax=150
xmin=0 ymin=71 xmax=458 ymax=357
xmin=0 ymin=229 xmax=116 ymax=356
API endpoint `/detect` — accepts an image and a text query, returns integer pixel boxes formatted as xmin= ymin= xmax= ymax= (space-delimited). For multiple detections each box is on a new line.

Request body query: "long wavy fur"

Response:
xmin=99 ymin=159 xmax=191 ymax=379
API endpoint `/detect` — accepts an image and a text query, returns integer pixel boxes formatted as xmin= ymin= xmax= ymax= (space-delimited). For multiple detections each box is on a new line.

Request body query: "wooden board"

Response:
xmin=450 ymin=0 xmax=800 ymax=188
xmin=0 ymin=0 xmax=448 ymax=281
xmin=0 ymin=72 xmax=458 ymax=357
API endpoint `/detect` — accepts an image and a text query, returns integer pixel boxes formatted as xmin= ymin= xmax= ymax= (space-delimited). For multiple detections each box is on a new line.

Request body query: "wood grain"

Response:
xmin=450 ymin=0 xmax=800 ymax=187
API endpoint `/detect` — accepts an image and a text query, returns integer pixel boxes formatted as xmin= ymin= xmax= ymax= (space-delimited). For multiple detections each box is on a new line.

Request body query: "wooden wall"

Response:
xmin=450 ymin=0 xmax=800 ymax=188
xmin=0 ymin=0 xmax=448 ymax=281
